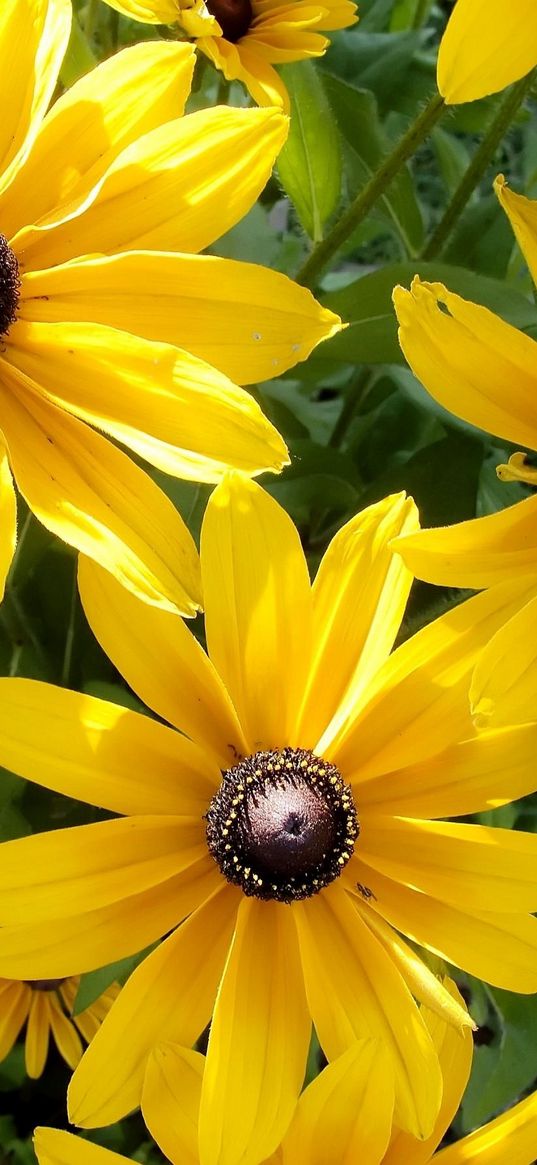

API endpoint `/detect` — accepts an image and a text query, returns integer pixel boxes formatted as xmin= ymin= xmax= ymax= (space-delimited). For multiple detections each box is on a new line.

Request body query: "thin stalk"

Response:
xmin=421 ymin=70 xmax=536 ymax=259
xmin=61 ymin=562 xmax=78 ymax=688
xmin=296 ymin=90 xmax=445 ymax=289
xmin=411 ymin=0 xmax=429 ymax=29
xmin=329 ymin=366 xmax=375 ymax=449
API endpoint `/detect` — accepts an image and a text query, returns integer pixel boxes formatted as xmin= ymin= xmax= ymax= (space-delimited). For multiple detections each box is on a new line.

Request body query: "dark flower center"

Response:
xmin=206 ymin=747 xmax=359 ymax=903
xmin=206 ymin=0 xmax=253 ymax=42
xmin=25 ymin=978 xmax=66 ymax=992
xmin=0 ymin=236 xmax=19 ymax=337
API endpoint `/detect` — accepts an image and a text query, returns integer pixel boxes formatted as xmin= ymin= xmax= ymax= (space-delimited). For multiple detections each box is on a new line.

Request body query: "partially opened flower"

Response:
xmin=437 ymin=0 xmax=537 ymax=104
xmin=33 ymin=984 xmax=537 ymax=1165
xmin=1 ymin=479 xmax=537 ymax=1163
xmin=0 ymin=0 xmax=341 ymax=613
xmin=392 ymin=176 xmax=537 ymax=727
xmin=102 ymin=0 xmax=358 ymax=110
xmin=0 ymin=975 xmax=119 ymax=1079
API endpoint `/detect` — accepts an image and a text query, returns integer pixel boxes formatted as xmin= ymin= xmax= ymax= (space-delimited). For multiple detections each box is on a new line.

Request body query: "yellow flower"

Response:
xmin=33 ymin=985 xmax=537 ymax=1165
xmin=102 ymin=0 xmax=358 ymax=110
xmin=437 ymin=0 xmax=537 ymax=104
xmin=392 ymin=176 xmax=537 ymax=728
xmin=1 ymin=479 xmax=537 ymax=1161
xmin=0 ymin=0 xmax=341 ymax=614
xmin=0 ymin=975 xmax=119 ymax=1079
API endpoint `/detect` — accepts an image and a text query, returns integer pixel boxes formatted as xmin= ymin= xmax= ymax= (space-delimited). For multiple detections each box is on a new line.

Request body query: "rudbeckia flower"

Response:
xmin=1 ymin=480 xmax=537 ymax=1162
xmin=437 ymin=0 xmax=537 ymax=104
xmin=392 ymin=176 xmax=537 ymax=726
xmin=0 ymin=975 xmax=119 ymax=1079
xmin=102 ymin=0 xmax=358 ymax=110
xmin=33 ymin=987 xmax=537 ymax=1165
xmin=0 ymin=0 xmax=341 ymax=615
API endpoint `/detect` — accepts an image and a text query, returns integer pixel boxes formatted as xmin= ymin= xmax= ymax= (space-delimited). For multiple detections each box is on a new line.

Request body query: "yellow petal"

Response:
xmin=198 ymin=37 xmax=290 ymax=108
xmin=0 ymin=815 xmax=205 ymax=924
xmin=435 ymin=1088 xmax=537 ymax=1165
xmin=0 ymin=856 xmax=221 ymax=978
xmin=294 ymin=883 xmax=442 ymax=1139
xmin=281 ymin=1039 xmax=394 ymax=1165
xmin=26 ymin=991 xmax=51 ymax=1078
xmin=199 ymin=898 xmax=310 ymax=1165
xmin=100 ymin=0 xmax=180 ymax=20
xmin=20 ymin=252 xmax=342 ymax=386
xmin=68 ymin=886 xmax=239 ymax=1128
xmin=385 ymin=979 xmax=473 ymax=1165
xmin=0 ymin=439 xmax=16 ymax=602
xmin=470 ymin=592 xmax=537 ymax=728
xmin=5 ymin=320 xmax=289 ymax=482
xmin=296 ymin=493 xmax=418 ymax=751
xmin=437 ymin=0 xmax=537 ymax=103
xmin=357 ymin=722 xmax=537 ymax=818
xmin=34 ymin=1128 xmax=131 ymax=1165
xmin=358 ymin=907 xmax=473 ymax=1034
xmin=0 ymin=676 xmax=218 ymax=815
xmin=393 ymin=278 xmax=537 ymax=452
xmin=333 ymin=576 xmax=537 ymax=783
xmin=78 ymin=557 xmax=247 ymax=768
xmin=48 ymin=994 xmax=83 ymax=1070
xmin=13 ymin=107 xmax=288 ymax=270
xmin=360 ymin=815 xmax=537 ymax=913
xmin=142 ymin=1045 xmax=204 ymax=1165
xmin=0 ymin=981 xmax=29 ymax=1060
xmin=0 ymin=0 xmax=71 ymax=195
xmin=348 ymin=856 xmax=537 ymax=993
xmin=396 ymin=499 xmax=537 ymax=590
xmin=201 ymin=473 xmax=312 ymax=752
xmin=2 ymin=41 xmax=195 ymax=241
xmin=495 ymin=174 xmax=537 ymax=287
xmin=0 ymin=365 xmax=201 ymax=614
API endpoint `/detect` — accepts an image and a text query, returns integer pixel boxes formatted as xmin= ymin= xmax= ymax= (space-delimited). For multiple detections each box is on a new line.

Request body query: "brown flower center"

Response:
xmin=0 ymin=236 xmax=19 ymax=336
xmin=206 ymin=747 xmax=359 ymax=903
xmin=25 ymin=978 xmax=66 ymax=992
xmin=206 ymin=0 xmax=253 ymax=42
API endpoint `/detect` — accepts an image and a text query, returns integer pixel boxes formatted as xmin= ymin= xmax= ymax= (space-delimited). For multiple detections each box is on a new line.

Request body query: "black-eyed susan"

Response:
xmin=0 ymin=0 xmax=341 ymax=613
xmin=102 ymin=0 xmax=358 ymax=110
xmin=0 ymin=975 xmax=119 ymax=1079
xmin=1 ymin=479 xmax=537 ymax=1161
xmin=437 ymin=0 xmax=537 ymax=104
xmin=33 ymin=985 xmax=537 ymax=1164
xmin=393 ymin=177 xmax=537 ymax=727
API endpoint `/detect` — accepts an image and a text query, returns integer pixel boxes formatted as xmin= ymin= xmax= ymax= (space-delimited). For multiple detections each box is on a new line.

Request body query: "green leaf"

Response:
xmin=322 ymin=74 xmax=424 ymax=255
xmin=462 ymin=988 xmax=537 ymax=1131
xmin=315 ymin=260 xmax=536 ymax=365
xmin=73 ymin=945 xmax=156 ymax=1015
xmin=277 ymin=62 xmax=341 ymax=241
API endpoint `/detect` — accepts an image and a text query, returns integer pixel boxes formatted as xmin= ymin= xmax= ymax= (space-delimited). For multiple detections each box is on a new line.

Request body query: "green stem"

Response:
xmin=61 ymin=562 xmax=78 ymax=688
xmin=296 ymin=90 xmax=445 ymax=289
xmin=84 ymin=0 xmax=100 ymax=40
xmin=329 ymin=366 xmax=375 ymax=448
xmin=411 ymin=0 xmax=429 ymax=29
xmin=421 ymin=70 xmax=536 ymax=260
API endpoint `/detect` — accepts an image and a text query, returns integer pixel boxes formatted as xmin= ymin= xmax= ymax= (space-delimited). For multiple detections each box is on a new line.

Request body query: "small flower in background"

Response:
xmin=101 ymin=0 xmax=358 ymax=110
xmin=393 ymin=176 xmax=537 ymax=730
xmin=32 ymin=983 xmax=537 ymax=1163
xmin=437 ymin=0 xmax=537 ymax=104
xmin=0 ymin=480 xmax=536 ymax=1161
xmin=0 ymin=0 xmax=341 ymax=614
xmin=0 ymin=976 xmax=119 ymax=1079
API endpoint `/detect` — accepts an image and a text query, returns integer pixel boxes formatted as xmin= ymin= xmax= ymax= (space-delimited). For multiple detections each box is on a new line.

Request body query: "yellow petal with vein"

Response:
xmin=394 ymin=278 xmax=537 ymax=452
xmin=0 ymin=676 xmax=218 ymax=815
xmin=35 ymin=1128 xmax=130 ymax=1165
xmin=437 ymin=0 xmax=537 ymax=103
xmin=199 ymin=899 xmax=310 ymax=1165
xmin=282 ymin=1039 xmax=394 ymax=1165
xmin=26 ymin=992 xmax=51 ymax=1078
xmin=0 ymin=441 xmax=16 ymax=602
xmin=2 ymin=41 xmax=195 ymax=240
xmin=435 ymin=1088 xmax=537 ymax=1165
xmin=78 ymin=557 xmax=246 ymax=768
xmin=0 ymin=981 xmax=28 ymax=1060
xmin=0 ymin=0 xmax=70 ymax=194
xmin=294 ymin=883 xmax=442 ymax=1139
xmin=296 ymin=493 xmax=418 ymax=751
xmin=201 ymin=473 xmax=312 ymax=752
xmin=142 ymin=1045 xmax=203 ymax=1165
xmin=13 ymin=107 xmax=288 ymax=270
xmin=68 ymin=886 xmax=239 ymax=1128
xmin=470 ymin=592 xmax=537 ymax=728
xmin=48 ymin=994 xmax=82 ymax=1069
xmin=20 ymin=252 xmax=341 ymax=385
xmin=0 ymin=365 xmax=201 ymax=614
xmin=100 ymin=0 xmax=179 ymax=20
xmin=495 ymin=174 xmax=537 ymax=287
